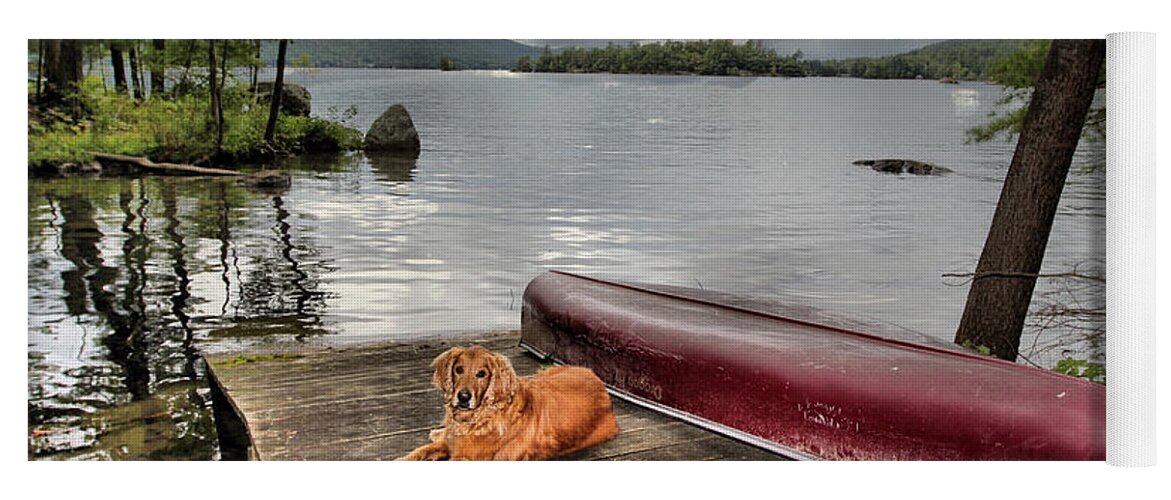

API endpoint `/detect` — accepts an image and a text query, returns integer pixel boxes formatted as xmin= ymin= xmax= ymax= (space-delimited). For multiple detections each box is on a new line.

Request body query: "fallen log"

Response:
xmin=89 ymin=152 xmax=243 ymax=177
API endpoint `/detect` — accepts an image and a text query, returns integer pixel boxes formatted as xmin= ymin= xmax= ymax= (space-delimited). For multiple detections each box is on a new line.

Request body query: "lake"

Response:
xmin=26 ymin=69 xmax=1105 ymax=459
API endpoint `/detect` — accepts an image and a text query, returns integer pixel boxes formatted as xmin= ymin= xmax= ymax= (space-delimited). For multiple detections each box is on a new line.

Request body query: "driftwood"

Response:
xmin=89 ymin=152 xmax=243 ymax=177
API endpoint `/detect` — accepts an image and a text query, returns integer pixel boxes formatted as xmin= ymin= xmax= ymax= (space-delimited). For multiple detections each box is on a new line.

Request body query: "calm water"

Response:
xmin=27 ymin=69 xmax=1105 ymax=459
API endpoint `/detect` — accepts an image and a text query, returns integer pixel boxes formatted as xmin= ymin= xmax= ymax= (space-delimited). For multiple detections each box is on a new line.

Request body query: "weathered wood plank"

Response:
xmin=205 ymin=332 xmax=783 ymax=461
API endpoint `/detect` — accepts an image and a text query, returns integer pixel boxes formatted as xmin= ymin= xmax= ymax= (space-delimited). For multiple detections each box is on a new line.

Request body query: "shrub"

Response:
xmin=29 ymin=79 xmax=362 ymax=167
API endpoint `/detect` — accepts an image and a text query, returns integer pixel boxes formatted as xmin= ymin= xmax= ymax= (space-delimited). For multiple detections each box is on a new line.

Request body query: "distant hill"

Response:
xmin=261 ymin=40 xmax=543 ymax=69
xmin=804 ymin=40 xmax=1030 ymax=80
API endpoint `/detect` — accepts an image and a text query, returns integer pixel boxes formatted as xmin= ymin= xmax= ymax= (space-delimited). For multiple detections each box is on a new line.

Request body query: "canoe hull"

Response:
xmin=520 ymin=271 xmax=1105 ymax=460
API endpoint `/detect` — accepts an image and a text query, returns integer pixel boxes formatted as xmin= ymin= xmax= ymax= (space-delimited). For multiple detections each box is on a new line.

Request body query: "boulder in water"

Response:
xmin=364 ymin=104 xmax=421 ymax=153
xmin=257 ymin=81 xmax=312 ymax=117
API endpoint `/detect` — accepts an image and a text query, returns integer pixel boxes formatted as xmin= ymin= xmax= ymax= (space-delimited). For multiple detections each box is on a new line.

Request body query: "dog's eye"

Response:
xmin=454 ymin=366 xmax=463 ymax=375
xmin=476 ymin=370 xmax=486 ymax=378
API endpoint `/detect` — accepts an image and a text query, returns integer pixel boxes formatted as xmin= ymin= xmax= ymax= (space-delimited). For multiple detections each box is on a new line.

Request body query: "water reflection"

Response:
xmin=367 ymin=151 xmax=418 ymax=183
xmin=28 ymin=159 xmax=349 ymax=458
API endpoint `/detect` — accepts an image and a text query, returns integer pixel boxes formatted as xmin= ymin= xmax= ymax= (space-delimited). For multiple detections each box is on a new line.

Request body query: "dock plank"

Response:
xmin=205 ymin=333 xmax=783 ymax=461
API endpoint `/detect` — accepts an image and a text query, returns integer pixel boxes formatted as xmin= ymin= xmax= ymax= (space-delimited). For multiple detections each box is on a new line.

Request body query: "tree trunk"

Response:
xmin=129 ymin=44 xmax=144 ymax=100
xmin=150 ymin=39 xmax=166 ymax=97
xmin=954 ymin=39 xmax=1106 ymax=361
xmin=208 ymin=40 xmax=223 ymax=152
xmin=264 ymin=39 xmax=288 ymax=143
xmin=42 ymin=39 xmax=85 ymax=115
xmin=35 ymin=39 xmax=44 ymax=102
xmin=220 ymin=39 xmax=229 ymax=97
xmin=111 ymin=41 xmax=128 ymax=95
xmin=250 ymin=39 xmax=261 ymax=97
xmin=176 ymin=39 xmax=197 ymax=96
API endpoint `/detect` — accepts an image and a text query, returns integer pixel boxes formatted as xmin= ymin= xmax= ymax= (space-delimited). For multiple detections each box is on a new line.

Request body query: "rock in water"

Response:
xmin=256 ymin=82 xmax=312 ymax=117
xmin=238 ymin=170 xmax=292 ymax=189
xmin=853 ymin=159 xmax=951 ymax=175
xmin=364 ymin=104 xmax=421 ymax=153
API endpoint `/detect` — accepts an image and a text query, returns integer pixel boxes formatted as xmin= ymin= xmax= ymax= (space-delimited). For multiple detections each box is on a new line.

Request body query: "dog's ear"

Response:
xmin=431 ymin=347 xmax=462 ymax=395
xmin=486 ymin=351 xmax=519 ymax=405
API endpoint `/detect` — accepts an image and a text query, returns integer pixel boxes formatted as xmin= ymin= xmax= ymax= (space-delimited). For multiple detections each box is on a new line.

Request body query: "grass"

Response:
xmin=29 ymin=77 xmax=362 ymax=168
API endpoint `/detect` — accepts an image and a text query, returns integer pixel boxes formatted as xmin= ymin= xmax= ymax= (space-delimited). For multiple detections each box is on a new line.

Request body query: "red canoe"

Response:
xmin=520 ymin=271 xmax=1105 ymax=460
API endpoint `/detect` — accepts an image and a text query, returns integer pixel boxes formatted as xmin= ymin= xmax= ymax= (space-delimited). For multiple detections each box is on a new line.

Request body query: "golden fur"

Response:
xmin=401 ymin=345 xmax=619 ymax=460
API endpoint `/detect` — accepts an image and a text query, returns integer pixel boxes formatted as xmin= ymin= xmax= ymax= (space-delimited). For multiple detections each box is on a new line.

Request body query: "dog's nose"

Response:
xmin=457 ymin=389 xmax=471 ymax=403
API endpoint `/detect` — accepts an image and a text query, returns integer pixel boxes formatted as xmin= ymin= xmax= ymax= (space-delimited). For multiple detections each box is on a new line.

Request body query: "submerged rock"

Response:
xmin=256 ymin=81 xmax=312 ymax=117
xmin=853 ymin=159 xmax=951 ymax=176
xmin=237 ymin=170 xmax=292 ymax=190
xmin=364 ymin=104 xmax=421 ymax=153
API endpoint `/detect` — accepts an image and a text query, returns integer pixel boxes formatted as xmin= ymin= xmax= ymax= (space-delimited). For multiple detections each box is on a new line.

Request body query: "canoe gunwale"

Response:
xmin=547 ymin=271 xmax=1090 ymax=384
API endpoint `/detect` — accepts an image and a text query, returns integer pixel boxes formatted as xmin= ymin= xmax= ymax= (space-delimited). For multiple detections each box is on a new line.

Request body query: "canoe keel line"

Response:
xmin=520 ymin=271 xmax=1105 ymax=460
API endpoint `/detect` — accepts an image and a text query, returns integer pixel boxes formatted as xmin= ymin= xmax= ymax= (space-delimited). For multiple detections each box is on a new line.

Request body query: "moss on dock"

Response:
xmin=214 ymin=353 xmax=306 ymax=368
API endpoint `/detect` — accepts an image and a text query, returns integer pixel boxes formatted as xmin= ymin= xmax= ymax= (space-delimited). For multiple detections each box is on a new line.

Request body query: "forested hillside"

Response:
xmin=803 ymin=40 xmax=1030 ymax=81
xmin=260 ymin=39 xmax=543 ymax=69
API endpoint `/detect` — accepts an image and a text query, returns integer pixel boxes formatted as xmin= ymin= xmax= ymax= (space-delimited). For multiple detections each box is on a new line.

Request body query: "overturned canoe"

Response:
xmin=520 ymin=271 xmax=1105 ymax=460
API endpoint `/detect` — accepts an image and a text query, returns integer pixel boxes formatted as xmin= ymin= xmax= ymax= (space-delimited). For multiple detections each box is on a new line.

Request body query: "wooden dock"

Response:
xmin=204 ymin=332 xmax=781 ymax=461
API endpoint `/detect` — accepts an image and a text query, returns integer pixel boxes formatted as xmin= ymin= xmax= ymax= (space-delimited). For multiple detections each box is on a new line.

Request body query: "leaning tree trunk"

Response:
xmin=150 ymin=39 xmax=166 ymax=97
xmin=954 ymin=39 xmax=1106 ymax=361
xmin=110 ymin=41 xmax=128 ymax=95
xmin=264 ymin=39 xmax=288 ymax=143
xmin=129 ymin=44 xmax=144 ymax=100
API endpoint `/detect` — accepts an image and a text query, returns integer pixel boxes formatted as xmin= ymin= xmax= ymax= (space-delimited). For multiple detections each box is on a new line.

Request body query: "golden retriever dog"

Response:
xmin=401 ymin=345 xmax=619 ymax=460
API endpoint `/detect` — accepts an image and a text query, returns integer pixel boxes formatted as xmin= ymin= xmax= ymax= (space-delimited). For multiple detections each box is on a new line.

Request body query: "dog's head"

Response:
xmin=431 ymin=346 xmax=519 ymax=414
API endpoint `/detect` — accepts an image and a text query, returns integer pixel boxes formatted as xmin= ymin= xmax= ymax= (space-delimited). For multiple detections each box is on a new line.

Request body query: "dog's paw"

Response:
xmin=401 ymin=444 xmax=450 ymax=461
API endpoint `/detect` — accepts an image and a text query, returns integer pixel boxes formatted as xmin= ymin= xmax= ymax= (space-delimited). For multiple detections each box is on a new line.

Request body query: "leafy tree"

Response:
xmin=513 ymin=55 xmax=532 ymax=72
xmin=968 ymin=40 xmax=1106 ymax=148
xmin=292 ymin=52 xmax=316 ymax=73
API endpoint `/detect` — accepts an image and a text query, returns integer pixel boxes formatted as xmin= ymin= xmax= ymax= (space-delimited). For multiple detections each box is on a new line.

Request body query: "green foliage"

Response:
xmin=985 ymin=40 xmax=1050 ymax=88
xmin=965 ymin=105 xmax=1029 ymax=143
xmin=292 ymin=52 xmax=317 ymax=73
xmin=28 ymin=73 xmax=362 ymax=167
xmin=808 ymin=40 xmax=1029 ymax=81
xmin=514 ymin=55 xmax=533 ymax=72
xmin=966 ymin=39 xmax=1105 ymax=153
xmin=524 ymin=40 xmax=806 ymax=77
xmin=961 ymin=340 xmax=994 ymax=356
xmin=1053 ymin=358 xmax=1106 ymax=384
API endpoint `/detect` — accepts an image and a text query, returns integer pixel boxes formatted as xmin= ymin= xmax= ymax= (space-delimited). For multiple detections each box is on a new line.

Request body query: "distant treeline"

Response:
xmin=261 ymin=39 xmax=541 ymax=69
xmin=516 ymin=40 xmax=806 ymax=77
xmin=806 ymin=40 xmax=1030 ymax=80
xmin=514 ymin=39 xmax=1030 ymax=82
